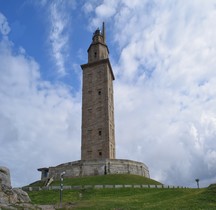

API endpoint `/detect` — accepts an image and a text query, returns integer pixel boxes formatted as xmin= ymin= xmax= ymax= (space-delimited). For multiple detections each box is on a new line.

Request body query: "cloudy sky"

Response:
xmin=0 ymin=0 xmax=216 ymax=188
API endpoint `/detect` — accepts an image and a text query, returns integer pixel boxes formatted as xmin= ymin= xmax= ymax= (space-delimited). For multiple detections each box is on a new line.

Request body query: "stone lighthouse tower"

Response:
xmin=81 ymin=23 xmax=115 ymax=160
xmin=37 ymin=23 xmax=150 ymax=181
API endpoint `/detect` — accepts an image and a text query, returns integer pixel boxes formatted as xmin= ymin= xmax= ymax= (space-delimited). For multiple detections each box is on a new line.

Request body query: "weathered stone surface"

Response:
xmin=0 ymin=166 xmax=40 ymax=209
xmin=0 ymin=203 xmax=43 ymax=209
xmin=0 ymin=167 xmax=11 ymax=188
xmin=13 ymin=188 xmax=31 ymax=203
xmin=94 ymin=185 xmax=103 ymax=189
xmin=81 ymin=23 xmax=116 ymax=161
xmin=115 ymin=185 xmax=123 ymax=188
xmin=39 ymin=159 xmax=150 ymax=181
xmin=134 ymin=185 xmax=141 ymax=188
xmin=104 ymin=185 xmax=113 ymax=188
xmin=0 ymin=166 xmax=13 ymax=205
xmin=37 ymin=24 xmax=151 ymax=183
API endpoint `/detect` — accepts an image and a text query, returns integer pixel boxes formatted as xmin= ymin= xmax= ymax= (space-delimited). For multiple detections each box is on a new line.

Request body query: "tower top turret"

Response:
xmin=87 ymin=22 xmax=109 ymax=63
xmin=92 ymin=22 xmax=106 ymax=44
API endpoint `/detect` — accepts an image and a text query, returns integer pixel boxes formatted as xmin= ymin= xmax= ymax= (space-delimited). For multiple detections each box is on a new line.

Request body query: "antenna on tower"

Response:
xmin=102 ymin=22 xmax=106 ymax=44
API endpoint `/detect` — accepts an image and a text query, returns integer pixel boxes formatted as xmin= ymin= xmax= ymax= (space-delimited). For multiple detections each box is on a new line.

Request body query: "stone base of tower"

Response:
xmin=38 ymin=159 xmax=150 ymax=181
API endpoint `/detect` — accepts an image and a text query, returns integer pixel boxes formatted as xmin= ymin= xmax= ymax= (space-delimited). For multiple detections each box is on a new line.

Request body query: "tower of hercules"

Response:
xmin=37 ymin=23 xmax=150 ymax=181
xmin=81 ymin=23 xmax=115 ymax=160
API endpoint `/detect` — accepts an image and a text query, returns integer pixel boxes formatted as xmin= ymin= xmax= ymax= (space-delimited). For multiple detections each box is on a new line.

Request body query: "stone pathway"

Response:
xmin=38 ymin=203 xmax=78 ymax=209
xmin=38 ymin=205 xmax=56 ymax=210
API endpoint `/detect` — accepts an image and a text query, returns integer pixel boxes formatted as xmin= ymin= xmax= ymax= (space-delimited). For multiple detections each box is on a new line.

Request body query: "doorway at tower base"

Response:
xmin=38 ymin=159 xmax=150 ymax=181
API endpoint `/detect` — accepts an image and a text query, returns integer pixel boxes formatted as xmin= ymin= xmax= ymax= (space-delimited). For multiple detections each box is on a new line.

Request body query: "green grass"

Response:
xmin=28 ymin=174 xmax=161 ymax=187
xmin=28 ymin=186 xmax=216 ymax=209
xmin=26 ymin=176 xmax=216 ymax=209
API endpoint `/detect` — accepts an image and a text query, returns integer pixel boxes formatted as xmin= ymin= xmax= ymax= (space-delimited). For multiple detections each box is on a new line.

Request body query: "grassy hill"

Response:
xmin=29 ymin=174 xmax=161 ymax=187
xmin=26 ymin=176 xmax=216 ymax=210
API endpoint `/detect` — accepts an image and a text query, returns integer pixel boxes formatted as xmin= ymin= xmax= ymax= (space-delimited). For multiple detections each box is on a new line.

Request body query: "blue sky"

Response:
xmin=0 ymin=0 xmax=216 ymax=188
xmin=0 ymin=1 xmax=91 ymax=89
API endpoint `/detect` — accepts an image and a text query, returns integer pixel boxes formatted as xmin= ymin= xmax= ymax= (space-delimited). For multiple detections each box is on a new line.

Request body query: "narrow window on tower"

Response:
xmin=98 ymin=89 xmax=101 ymax=95
xmin=98 ymin=129 xmax=102 ymax=140
xmin=94 ymin=52 xmax=97 ymax=58
xmin=98 ymin=150 xmax=102 ymax=158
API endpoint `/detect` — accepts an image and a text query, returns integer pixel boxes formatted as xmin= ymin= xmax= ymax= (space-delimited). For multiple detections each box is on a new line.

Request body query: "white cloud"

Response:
xmin=48 ymin=2 xmax=69 ymax=75
xmin=0 ymin=12 xmax=10 ymax=36
xmin=83 ymin=2 xmax=94 ymax=14
xmin=46 ymin=1 xmax=76 ymax=76
xmin=95 ymin=2 xmax=116 ymax=19
xmin=1 ymin=1 xmax=216 ymax=188
xmin=0 ymin=16 xmax=81 ymax=187
xmin=85 ymin=0 xmax=216 ymax=187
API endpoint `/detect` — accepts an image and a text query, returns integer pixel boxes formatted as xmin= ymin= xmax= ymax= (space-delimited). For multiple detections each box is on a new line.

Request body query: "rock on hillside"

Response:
xmin=0 ymin=166 xmax=40 ymax=209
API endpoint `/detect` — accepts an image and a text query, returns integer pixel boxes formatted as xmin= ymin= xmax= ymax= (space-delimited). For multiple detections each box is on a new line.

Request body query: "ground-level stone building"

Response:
xmin=38 ymin=159 xmax=149 ymax=180
xmin=38 ymin=23 xmax=150 ymax=181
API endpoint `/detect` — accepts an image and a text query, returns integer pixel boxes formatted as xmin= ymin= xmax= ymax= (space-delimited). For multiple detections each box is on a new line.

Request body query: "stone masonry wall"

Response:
xmin=81 ymin=59 xmax=115 ymax=160
xmin=41 ymin=159 xmax=150 ymax=181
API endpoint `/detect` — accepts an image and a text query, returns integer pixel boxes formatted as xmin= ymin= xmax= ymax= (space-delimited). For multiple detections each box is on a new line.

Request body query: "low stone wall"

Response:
xmin=38 ymin=159 xmax=150 ymax=181
xmin=23 ymin=184 xmax=187 ymax=192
